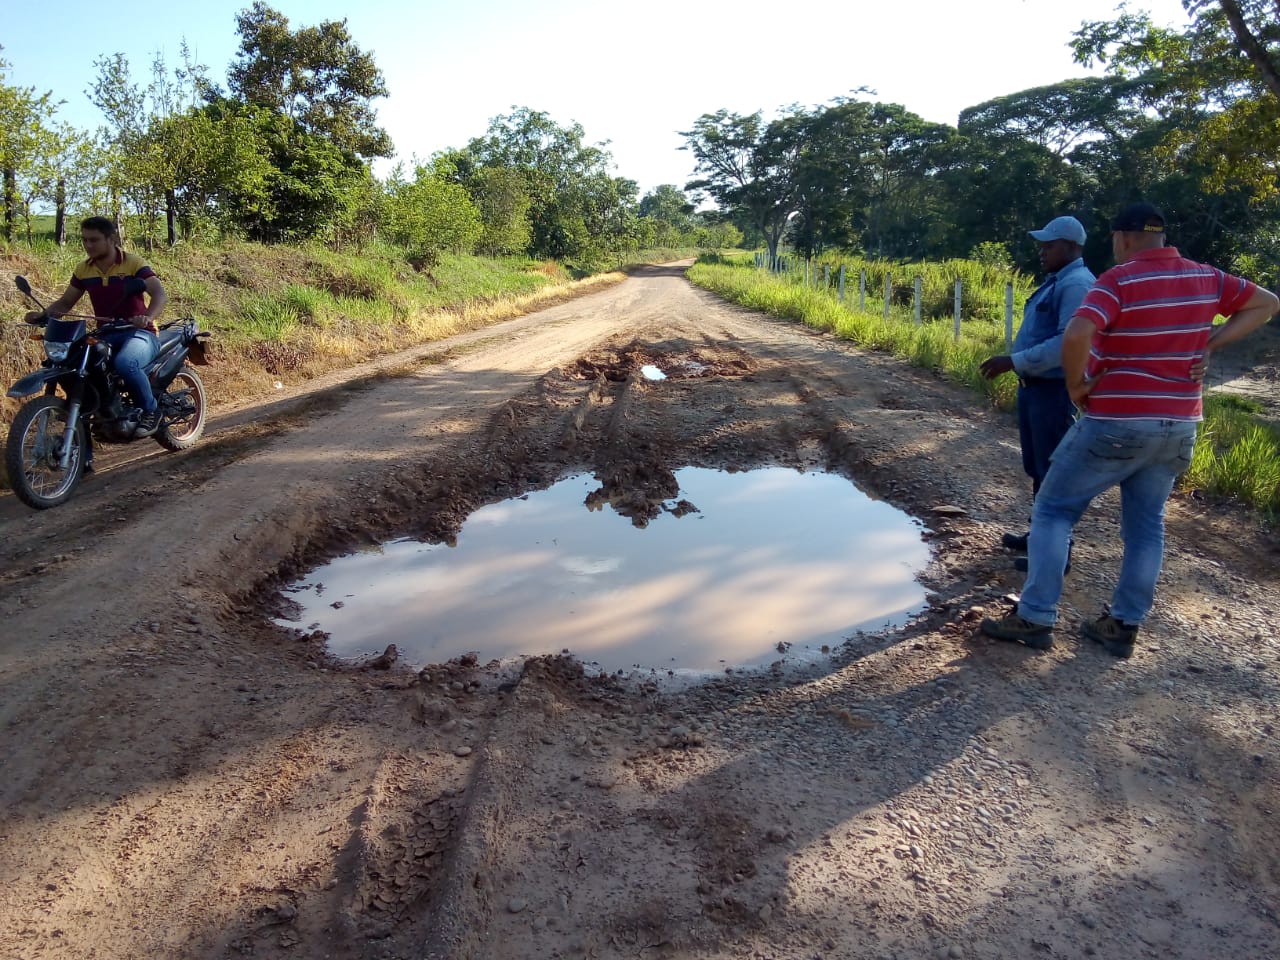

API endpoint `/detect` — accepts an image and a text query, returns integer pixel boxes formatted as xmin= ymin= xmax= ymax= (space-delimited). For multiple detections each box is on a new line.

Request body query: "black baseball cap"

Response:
xmin=1110 ymin=202 xmax=1166 ymax=233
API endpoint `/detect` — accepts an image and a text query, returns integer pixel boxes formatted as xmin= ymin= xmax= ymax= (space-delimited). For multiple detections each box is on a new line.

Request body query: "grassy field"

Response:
xmin=689 ymin=254 xmax=1280 ymax=516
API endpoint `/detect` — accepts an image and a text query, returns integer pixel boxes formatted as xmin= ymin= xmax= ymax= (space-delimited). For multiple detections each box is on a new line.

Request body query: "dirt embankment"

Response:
xmin=1 ymin=263 xmax=1278 ymax=960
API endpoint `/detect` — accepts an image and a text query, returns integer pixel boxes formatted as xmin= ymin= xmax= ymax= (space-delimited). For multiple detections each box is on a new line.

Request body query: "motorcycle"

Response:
xmin=4 ymin=274 xmax=211 ymax=510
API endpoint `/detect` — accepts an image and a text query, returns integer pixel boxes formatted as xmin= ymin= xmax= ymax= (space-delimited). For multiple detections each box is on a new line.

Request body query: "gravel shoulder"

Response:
xmin=1 ymin=262 xmax=1277 ymax=960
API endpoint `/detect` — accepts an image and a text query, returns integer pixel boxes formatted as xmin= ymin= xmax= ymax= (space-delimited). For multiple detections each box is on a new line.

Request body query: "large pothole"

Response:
xmin=275 ymin=465 xmax=930 ymax=679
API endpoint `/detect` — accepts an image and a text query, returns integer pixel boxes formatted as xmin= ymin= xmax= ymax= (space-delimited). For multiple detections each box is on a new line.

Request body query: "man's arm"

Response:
xmin=136 ymin=275 xmax=168 ymax=327
xmin=23 ymin=284 xmax=83 ymax=322
xmin=1062 ymin=314 xmax=1097 ymax=409
xmin=1207 ymin=286 xmax=1279 ymax=354
xmin=1012 ymin=276 xmax=1092 ymax=377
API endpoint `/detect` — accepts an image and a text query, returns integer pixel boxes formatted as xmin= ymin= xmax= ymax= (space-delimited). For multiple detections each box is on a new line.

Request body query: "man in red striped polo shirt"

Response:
xmin=982 ymin=202 xmax=1278 ymax=658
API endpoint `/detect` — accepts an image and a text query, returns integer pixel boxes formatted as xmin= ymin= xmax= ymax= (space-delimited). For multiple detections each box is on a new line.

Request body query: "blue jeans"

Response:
xmin=99 ymin=328 xmax=159 ymax=411
xmin=1018 ymin=417 xmax=1198 ymax=628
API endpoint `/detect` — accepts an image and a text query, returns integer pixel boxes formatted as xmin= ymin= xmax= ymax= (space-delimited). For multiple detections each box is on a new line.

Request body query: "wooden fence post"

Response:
xmin=838 ymin=264 xmax=846 ymax=302
xmin=859 ymin=269 xmax=866 ymax=311
xmin=883 ymin=274 xmax=892 ymax=321
xmin=913 ymin=276 xmax=922 ymax=326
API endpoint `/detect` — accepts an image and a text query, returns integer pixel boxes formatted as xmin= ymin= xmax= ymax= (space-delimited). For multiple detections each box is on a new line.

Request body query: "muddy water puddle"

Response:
xmin=279 ymin=468 xmax=929 ymax=678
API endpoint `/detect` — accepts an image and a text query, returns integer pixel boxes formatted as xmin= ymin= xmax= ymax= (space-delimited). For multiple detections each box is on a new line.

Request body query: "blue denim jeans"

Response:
xmin=1018 ymin=417 xmax=1198 ymax=627
xmin=99 ymin=328 xmax=159 ymax=411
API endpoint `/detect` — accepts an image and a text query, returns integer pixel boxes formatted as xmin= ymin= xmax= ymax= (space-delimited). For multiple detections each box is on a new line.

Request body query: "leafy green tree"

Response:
xmin=958 ymin=77 xmax=1146 ymax=158
xmin=470 ymin=165 xmax=532 ymax=256
xmin=785 ymin=99 xmax=956 ymax=259
xmin=215 ymin=3 xmax=393 ymax=243
xmin=466 ymin=107 xmax=633 ymax=263
xmin=44 ymin=127 xmax=102 ymax=244
xmin=692 ymin=215 xmax=743 ymax=249
xmin=87 ymin=46 xmax=217 ymax=243
xmin=86 ymin=51 xmax=148 ymax=227
xmin=943 ymin=82 xmax=1116 ymax=266
xmin=144 ymin=104 xmax=275 ymax=239
xmin=639 ymin=184 xmax=695 ymax=245
xmin=1072 ymin=0 xmax=1280 ymax=199
xmin=680 ymin=108 xmax=806 ymax=264
xmin=233 ymin=107 xmax=361 ymax=243
xmin=229 ymin=1 xmax=392 ymax=161
xmin=384 ymin=164 xmax=482 ymax=266
xmin=0 ymin=51 xmax=61 ymax=240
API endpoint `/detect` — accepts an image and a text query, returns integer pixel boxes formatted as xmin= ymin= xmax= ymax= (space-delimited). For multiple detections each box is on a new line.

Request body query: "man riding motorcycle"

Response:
xmin=25 ymin=216 xmax=169 ymax=450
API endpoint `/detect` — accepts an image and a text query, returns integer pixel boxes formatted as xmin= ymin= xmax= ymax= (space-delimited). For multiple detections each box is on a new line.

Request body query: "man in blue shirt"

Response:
xmin=979 ymin=215 xmax=1095 ymax=564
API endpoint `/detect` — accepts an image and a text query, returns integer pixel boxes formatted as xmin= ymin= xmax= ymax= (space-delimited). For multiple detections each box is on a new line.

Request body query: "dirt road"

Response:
xmin=2 ymin=262 xmax=1278 ymax=960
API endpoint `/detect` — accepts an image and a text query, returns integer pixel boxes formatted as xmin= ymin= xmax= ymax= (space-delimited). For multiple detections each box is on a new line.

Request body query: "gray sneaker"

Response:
xmin=1081 ymin=614 xmax=1137 ymax=659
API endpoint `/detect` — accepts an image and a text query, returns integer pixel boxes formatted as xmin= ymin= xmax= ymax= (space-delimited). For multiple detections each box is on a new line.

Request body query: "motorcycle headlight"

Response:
xmin=44 ymin=341 xmax=72 ymax=362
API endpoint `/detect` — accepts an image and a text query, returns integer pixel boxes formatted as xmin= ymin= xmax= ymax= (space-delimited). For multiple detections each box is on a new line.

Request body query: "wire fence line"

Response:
xmin=755 ymin=252 xmax=1023 ymax=350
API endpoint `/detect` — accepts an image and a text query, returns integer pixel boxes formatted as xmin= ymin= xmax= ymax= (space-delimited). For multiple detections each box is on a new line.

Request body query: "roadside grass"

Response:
xmin=1185 ymin=394 xmax=1280 ymax=512
xmin=689 ymin=257 xmax=1020 ymax=409
xmin=689 ymin=254 xmax=1280 ymax=516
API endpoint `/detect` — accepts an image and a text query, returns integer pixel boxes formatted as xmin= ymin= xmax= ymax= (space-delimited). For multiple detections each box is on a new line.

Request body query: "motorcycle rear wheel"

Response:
xmin=155 ymin=366 xmax=208 ymax=451
xmin=4 ymin=396 xmax=86 ymax=509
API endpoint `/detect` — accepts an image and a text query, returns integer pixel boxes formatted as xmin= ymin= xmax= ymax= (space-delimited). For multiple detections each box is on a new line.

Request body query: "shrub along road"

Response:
xmin=1 ymin=263 xmax=1277 ymax=960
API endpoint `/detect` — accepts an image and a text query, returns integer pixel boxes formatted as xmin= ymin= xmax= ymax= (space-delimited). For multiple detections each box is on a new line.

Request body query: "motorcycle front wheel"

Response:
xmin=155 ymin=366 xmax=208 ymax=451
xmin=3 ymin=395 xmax=86 ymax=509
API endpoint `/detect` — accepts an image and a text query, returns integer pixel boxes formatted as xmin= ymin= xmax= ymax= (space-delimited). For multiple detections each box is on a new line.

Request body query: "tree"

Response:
xmin=0 ymin=51 xmax=61 ymax=240
xmin=958 ymin=77 xmax=1147 ymax=158
xmin=680 ymin=108 xmax=806 ymax=263
xmin=229 ymin=1 xmax=392 ymax=161
xmin=145 ymin=104 xmax=276 ymax=239
xmin=1208 ymin=0 xmax=1280 ymax=99
xmin=1072 ymin=0 xmax=1280 ymax=199
xmin=780 ymin=99 xmax=957 ymax=259
xmin=231 ymin=107 xmax=362 ymax=243
xmin=946 ymin=79 xmax=1152 ymax=267
xmin=215 ymin=3 xmax=394 ymax=244
xmin=469 ymin=165 xmax=532 ymax=256
xmin=384 ymin=164 xmax=482 ymax=266
xmin=639 ymin=184 xmax=695 ymax=246
xmin=466 ymin=107 xmax=633 ymax=263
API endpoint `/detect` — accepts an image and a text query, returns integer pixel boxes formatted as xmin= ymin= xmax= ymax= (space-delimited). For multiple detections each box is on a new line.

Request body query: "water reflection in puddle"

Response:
xmin=640 ymin=364 xmax=667 ymax=380
xmin=279 ymin=468 xmax=929 ymax=678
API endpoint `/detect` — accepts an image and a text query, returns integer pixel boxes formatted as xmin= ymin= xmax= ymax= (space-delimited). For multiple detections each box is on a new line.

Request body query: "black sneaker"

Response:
xmin=1001 ymin=531 xmax=1029 ymax=552
xmin=1081 ymin=614 xmax=1138 ymax=659
xmin=980 ymin=611 xmax=1054 ymax=650
xmin=136 ymin=407 xmax=161 ymax=436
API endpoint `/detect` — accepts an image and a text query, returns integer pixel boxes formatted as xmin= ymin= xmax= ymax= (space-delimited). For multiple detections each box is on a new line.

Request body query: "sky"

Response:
xmin=2 ymin=0 xmax=1193 ymax=200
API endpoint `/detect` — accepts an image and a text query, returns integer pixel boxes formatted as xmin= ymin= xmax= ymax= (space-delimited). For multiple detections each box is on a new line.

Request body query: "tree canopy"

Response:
xmin=5 ymin=1 xmax=1279 ymax=282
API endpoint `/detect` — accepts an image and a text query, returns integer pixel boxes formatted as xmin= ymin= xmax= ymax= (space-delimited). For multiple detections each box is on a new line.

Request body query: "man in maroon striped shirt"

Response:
xmin=982 ymin=202 xmax=1278 ymax=658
